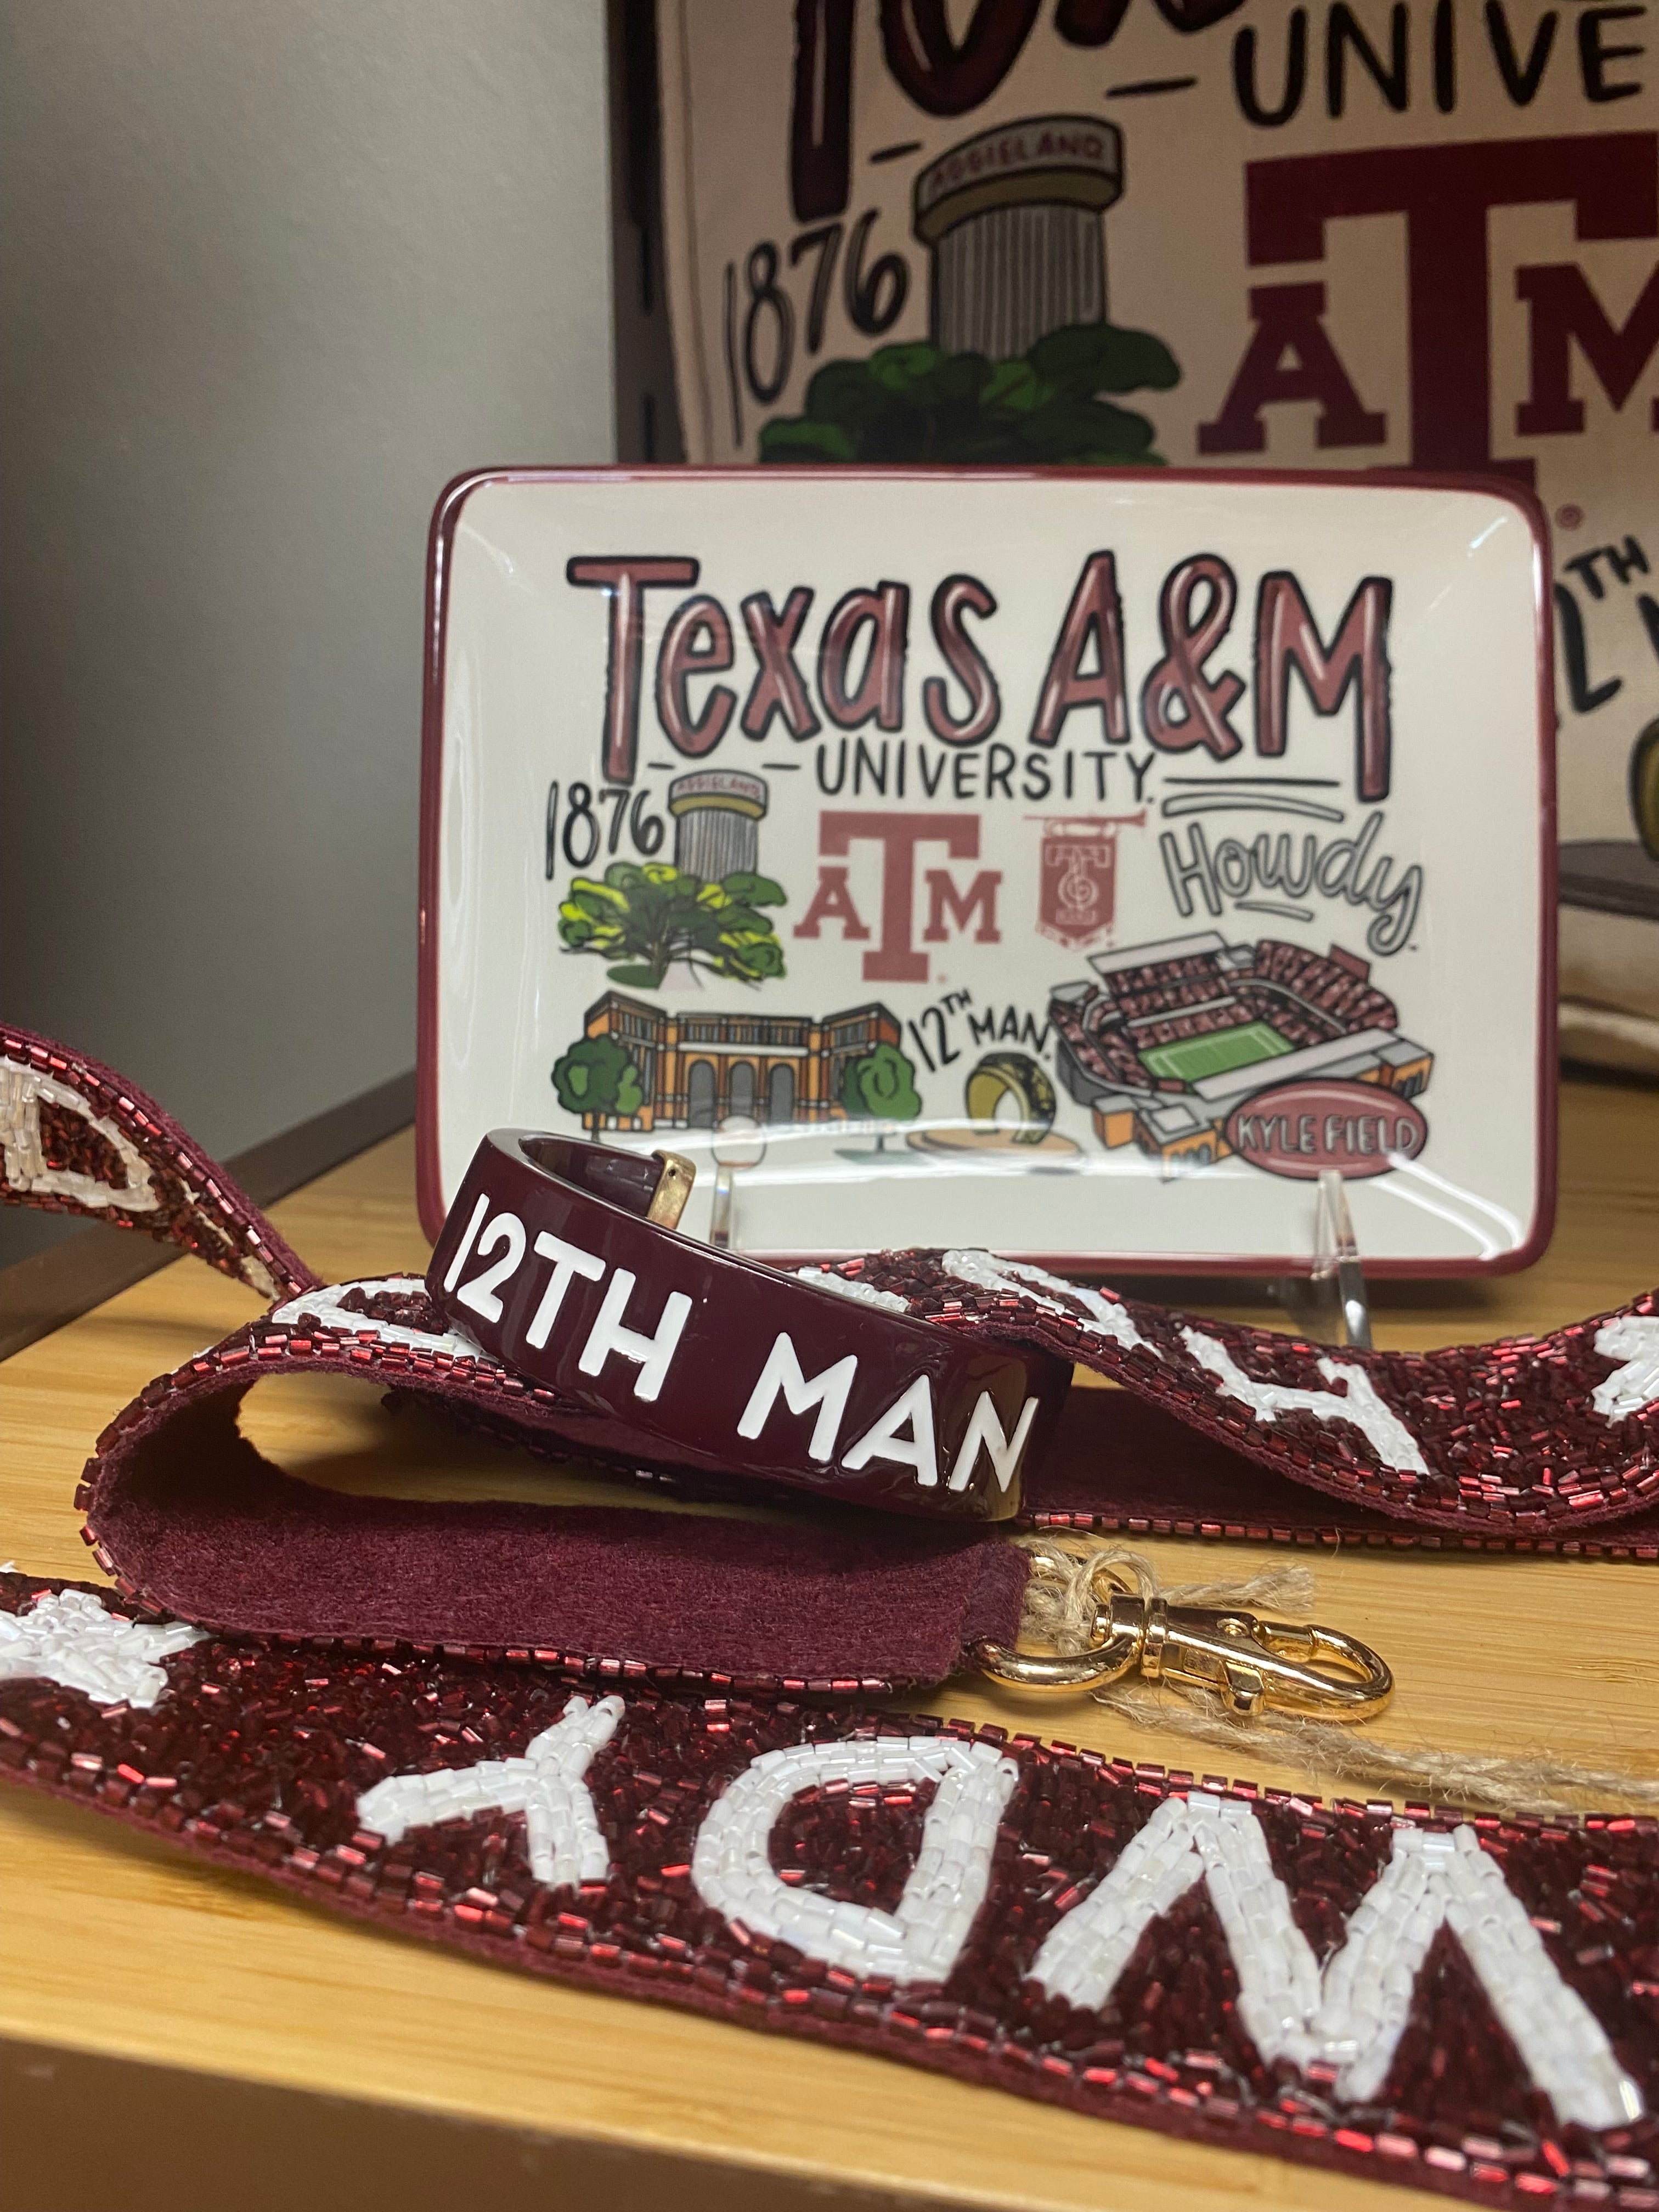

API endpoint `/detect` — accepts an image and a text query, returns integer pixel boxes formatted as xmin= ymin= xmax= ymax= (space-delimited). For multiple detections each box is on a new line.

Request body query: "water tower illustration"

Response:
xmin=912 ymin=116 xmax=1125 ymax=359
xmin=668 ymin=769 xmax=769 ymax=881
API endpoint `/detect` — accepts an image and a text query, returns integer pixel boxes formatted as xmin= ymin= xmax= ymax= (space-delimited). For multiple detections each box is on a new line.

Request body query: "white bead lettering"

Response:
xmin=269 ymin=1276 xmax=483 ymax=1359
xmin=1181 ymin=1329 xmax=1428 ymax=1477
xmin=0 ymin=1057 xmax=160 ymax=1215
xmin=1031 ymin=1794 xmax=1640 ymax=2131
xmin=943 ymin=1249 xmax=1152 ymax=1356
xmin=1592 ymin=1316 xmax=1659 ymax=1422
xmin=0 ymin=1588 xmax=206 ymax=1711
xmin=357 ymin=1694 xmax=623 ymax=1889
xmin=692 ymin=1734 xmax=1019 ymax=1984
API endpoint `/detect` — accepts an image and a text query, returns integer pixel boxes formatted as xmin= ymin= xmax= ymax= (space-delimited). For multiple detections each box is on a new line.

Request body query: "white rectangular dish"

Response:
xmin=419 ymin=466 xmax=1553 ymax=1274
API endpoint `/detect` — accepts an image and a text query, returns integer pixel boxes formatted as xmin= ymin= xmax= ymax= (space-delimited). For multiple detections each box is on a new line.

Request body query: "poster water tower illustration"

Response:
xmin=912 ymin=115 xmax=1124 ymax=359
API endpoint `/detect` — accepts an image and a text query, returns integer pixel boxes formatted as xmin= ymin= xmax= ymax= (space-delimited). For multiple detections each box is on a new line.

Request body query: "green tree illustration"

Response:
xmin=558 ymin=862 xmax=787 ymax=991
xmin=842 ymin=1041 xmax=923 ymax=1152
xmin=552 ymin=1034 xmax=645 ymax=1133
xmin=759 ymin=321 xmax=1180 ymax=469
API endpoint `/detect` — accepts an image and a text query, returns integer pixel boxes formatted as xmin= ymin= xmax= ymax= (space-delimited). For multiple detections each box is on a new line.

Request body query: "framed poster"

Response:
xmin=654 ymin=0 xmax=1659 ymax=1071
xmin=418 ymin=465 xmax=1551 ymax=1273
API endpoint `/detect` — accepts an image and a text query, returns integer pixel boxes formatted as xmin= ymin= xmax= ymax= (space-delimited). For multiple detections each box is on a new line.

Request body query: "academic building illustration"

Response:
xmin=1050 ymin=932 xmax=1433 ymax=1167
xmin=582 ymin=992 xmax=901 ymax=1132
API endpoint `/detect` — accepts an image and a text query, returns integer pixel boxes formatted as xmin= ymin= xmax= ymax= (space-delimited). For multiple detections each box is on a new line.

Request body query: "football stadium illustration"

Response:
xmin=1049 ymin=932 xmax=1432 ymax=1166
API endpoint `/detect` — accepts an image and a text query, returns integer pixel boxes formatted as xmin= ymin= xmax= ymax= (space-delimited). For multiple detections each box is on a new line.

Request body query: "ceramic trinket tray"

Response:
xmin=419 ymin=466 xmax=1551 ymax=1274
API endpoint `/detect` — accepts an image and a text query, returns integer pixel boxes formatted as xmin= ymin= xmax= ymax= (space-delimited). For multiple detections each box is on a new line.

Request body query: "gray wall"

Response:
xmin=1 ymin=0 xmax=614 ymax=1261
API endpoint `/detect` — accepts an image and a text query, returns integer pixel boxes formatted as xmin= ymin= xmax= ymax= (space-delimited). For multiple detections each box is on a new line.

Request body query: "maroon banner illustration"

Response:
xmin=1037 ymin=815 xmax=1144 ymax=947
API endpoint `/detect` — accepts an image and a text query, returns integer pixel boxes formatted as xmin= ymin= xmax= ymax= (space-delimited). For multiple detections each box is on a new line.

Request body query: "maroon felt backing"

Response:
xmin=76 ymin=1365 xmax=1025 ymax=1689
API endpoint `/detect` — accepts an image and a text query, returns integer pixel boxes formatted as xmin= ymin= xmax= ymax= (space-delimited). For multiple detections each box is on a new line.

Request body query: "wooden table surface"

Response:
xmin=4 ymin=1073 xmax=1658 ymax=2211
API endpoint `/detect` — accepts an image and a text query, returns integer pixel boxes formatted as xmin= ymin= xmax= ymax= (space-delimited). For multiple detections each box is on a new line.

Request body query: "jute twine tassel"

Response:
xmin=1013 ymin=1536 xmax=1659 ymax=1822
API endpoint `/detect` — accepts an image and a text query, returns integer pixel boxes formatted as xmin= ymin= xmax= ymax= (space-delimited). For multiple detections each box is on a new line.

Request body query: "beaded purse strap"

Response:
xmin=2 ymin=1570 xmax=1656 ymax=2210
xmin=7 ymin=1019 xmax=1659 ymax=1686
xmin=9 ymin=1030 xmax=1659 ymax=2197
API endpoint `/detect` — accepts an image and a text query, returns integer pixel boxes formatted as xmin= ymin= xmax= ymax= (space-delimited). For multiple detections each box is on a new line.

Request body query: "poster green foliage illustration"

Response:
xmin=759 ymin=322 xmax=1180 ymax=468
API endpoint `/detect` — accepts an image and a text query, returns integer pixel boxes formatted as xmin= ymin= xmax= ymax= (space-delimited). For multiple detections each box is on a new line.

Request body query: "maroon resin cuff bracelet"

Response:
xmin=425 ymin=1130 xmax=1071 ymax=1522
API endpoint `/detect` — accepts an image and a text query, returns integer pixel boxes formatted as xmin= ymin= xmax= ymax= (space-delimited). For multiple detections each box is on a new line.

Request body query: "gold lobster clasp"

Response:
xmin=972 ymin=1550 xmax=1392 ymax=1722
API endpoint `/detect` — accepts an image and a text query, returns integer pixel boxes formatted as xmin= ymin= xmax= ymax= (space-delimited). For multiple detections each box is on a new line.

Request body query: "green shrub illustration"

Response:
xmin=552 ymin=1034 xmax=645 ymax=1132
xmin=759 ymin=321 xmax=1180 ymax=469
xmin=558 ymin=862 xmax=787 ymax=990
xmin=842 ymin=1041 xmax=923 ymax=1152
